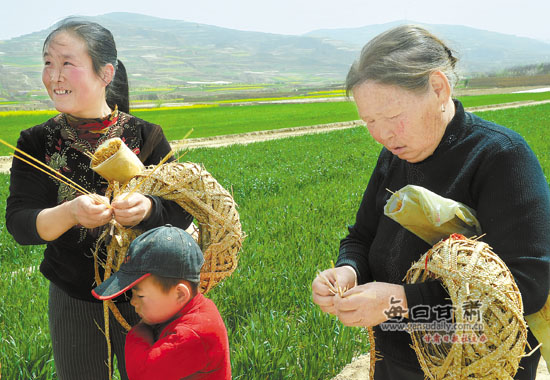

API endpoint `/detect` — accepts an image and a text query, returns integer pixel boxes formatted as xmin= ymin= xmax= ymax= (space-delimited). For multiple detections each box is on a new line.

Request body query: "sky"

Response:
xmin=2 ymin=0 xmax=550 ymax=43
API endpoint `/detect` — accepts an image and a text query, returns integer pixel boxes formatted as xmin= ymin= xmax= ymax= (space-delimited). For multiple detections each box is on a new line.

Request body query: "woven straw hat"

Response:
xmin=405 ymin=234 xmax=527 ymax=379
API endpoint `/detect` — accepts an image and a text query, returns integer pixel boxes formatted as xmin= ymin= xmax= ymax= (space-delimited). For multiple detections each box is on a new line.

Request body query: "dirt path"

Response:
xmin=169 ymin=120 xmax=363 ymax=150
xmin=0 ymin=120 xmax=363 ymax=174
xmin=1 ymin=99 xmax=549 ymax=174
xmin=331 ymin=353 xmax=550 ymax=380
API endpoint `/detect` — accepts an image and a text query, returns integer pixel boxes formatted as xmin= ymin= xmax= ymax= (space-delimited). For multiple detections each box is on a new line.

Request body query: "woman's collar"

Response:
xmin=65 ymin=105 xmax=118 ymax=129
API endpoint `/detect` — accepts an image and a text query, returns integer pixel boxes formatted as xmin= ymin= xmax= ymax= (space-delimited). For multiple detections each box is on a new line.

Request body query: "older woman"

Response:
xmin=312 ymin=25 xmax=550 ymax=379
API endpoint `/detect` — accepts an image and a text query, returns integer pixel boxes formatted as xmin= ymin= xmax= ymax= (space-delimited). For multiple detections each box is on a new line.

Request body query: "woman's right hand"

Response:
xmin=68 ymin=194 xmax=112 ymax=228
xmin=312 ymin=266 xmax=357 ymax=315
xmin=37 ymin=194 xmax=112 ymax=241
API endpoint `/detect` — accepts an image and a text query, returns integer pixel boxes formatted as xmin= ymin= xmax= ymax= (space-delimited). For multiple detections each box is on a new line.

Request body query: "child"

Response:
xmin=92 ymin=224 xmax=231 ymax=380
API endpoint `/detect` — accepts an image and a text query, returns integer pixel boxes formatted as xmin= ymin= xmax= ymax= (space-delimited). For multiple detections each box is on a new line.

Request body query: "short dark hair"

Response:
xmin=151 ymin=275 xmax=199 ymax=295
xmin=43 ymin=18 xmax=130 ymax=113
xmin=346 ymin=24 xmax=458 ymax=96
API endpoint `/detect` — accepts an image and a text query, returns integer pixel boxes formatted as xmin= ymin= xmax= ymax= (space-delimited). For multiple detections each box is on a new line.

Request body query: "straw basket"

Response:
xmin=405 ymin=234 xmax=527 ymax=379
xmin=126 ymin=161 xmax=242 ymax=293
xmin=97 ymin=161 xmax=243 ymax=295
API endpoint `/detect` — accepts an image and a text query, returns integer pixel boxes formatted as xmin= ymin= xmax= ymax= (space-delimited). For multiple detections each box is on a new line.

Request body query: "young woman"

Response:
xmin=6 ymin=19 xmax=193 ymax=379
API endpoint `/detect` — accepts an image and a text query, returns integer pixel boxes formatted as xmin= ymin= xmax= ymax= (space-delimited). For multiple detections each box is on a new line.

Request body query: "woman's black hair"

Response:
xmin=43 ymin=18 xmax=130 ymax=113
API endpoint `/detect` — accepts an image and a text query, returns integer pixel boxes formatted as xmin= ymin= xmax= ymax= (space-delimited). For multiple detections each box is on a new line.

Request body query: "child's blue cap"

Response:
xmin=92 ymin=224 xmax=203 ymax=300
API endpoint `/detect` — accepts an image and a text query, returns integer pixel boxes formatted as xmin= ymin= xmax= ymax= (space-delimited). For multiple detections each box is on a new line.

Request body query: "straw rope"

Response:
xmin=368 ymin=326 xmax=377 ymax=380
xmin=405 ymin=234 xmax=527 ymax=379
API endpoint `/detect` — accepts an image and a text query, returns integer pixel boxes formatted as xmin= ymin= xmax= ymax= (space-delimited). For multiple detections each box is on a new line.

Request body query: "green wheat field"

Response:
xmin=0 ymin=101 xmax=549 ymax=379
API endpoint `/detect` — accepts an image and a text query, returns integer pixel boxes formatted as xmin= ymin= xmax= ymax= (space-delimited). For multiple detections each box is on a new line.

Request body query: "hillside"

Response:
xmin=1 ymin=14 xmax=550 ymax=107
xmin=305 ymin=20 xmax=550 ymax=74
xmin=0 ymin=12 xmax=355 ymax=105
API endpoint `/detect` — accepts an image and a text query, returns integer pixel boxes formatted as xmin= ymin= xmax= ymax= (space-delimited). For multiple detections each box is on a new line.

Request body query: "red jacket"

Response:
xmin=125 ymin=293 xmax=231 ymax=380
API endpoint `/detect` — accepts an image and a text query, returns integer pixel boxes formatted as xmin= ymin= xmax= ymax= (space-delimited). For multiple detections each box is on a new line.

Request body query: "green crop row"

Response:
xmin=0 ymin=102 xmax=359 ymax=156
xmin=213 ymin=94 xmax=345 ymax=103
xmin=458 ymin=91 xmax=550 ymax=108
xmin=1 ymin=104 xmax=549 ymax=379
xmin=1 ymin=91 xmax=550 ymax=156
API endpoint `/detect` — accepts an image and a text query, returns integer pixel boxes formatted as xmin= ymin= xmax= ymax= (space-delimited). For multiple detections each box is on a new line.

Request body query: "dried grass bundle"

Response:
xmin=405 ymin=234 xmax=527 ymax=379
xmin=92 ymin=138 xmax=121 ymax=166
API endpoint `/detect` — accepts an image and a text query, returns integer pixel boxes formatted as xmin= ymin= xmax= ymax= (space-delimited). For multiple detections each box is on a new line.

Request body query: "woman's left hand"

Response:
xmin=333 ymin=282 xmax=408 ymax=327
xmin=111 ymin=193 xmax=153 ymax=227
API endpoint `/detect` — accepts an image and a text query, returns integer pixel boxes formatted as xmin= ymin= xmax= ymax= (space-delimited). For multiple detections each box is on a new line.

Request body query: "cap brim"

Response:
xmin=91 ymin=272 xmax=151 ymax=300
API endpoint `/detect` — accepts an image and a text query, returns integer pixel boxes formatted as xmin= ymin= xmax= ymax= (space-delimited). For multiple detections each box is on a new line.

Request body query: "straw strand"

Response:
xmin=1 ymin=138 xmax=111 ymax=207
xmin=121 ymin=149 xmax=174 ymax=200
xmin=11 ymin=153 xmax=109 ymax=207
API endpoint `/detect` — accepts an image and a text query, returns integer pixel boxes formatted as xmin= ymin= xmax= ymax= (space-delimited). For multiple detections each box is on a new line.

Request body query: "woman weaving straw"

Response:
xmin=311 ymin=25 xmax=550 ymax=379
xmin=5 ymin=19 xmax=193 ymax=380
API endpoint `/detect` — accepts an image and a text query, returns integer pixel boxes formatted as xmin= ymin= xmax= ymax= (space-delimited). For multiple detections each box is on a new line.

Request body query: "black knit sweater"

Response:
xmin=336 ymin=100 xmax=550 ymax=367
xmin=6 ymin=112 xmax=193 ymax=302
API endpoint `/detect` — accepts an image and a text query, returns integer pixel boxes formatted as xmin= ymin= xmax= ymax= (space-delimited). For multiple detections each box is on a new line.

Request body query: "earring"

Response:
xmin=441 ymin=104 xmax=446 ymax=113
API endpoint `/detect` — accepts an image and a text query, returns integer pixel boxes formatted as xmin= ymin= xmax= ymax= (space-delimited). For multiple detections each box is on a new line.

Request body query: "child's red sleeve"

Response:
xmin=125 ymin=325 xmax=208 ymax=380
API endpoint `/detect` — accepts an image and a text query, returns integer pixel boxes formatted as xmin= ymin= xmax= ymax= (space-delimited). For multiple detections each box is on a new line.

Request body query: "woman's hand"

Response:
xmin=69 ymin=194 xmax=112 ymax=228
xmin=36 ymin=194 xmax=112 ymax=241
xmin=312 ymin=266 xmax=357 ymax=315
xmin=111 ymin=193 xmax=153 ymax=227
xmin=333 ymin=282 xmax=408 ymax=327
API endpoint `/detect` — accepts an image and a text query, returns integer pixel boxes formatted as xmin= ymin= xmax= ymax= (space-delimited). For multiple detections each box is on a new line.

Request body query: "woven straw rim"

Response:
xmin=121 ymin=161 xmax=243 ymax=293
xmin=405 ymin=234 xmax=527 ymax=380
